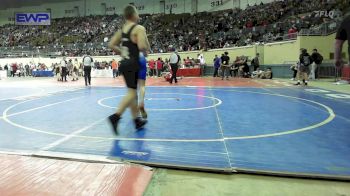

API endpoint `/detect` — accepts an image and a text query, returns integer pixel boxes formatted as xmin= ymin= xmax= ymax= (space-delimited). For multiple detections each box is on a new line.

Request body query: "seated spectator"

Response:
xmin=184 ymin=57 xmax=192 ymax=67
xmin=264 ymin=68 xmax=273 ymax=79
xmin=254 ymin=68 xmax=273 ymax=79
xmin=0 ymin=0 xmax=343 ymax=56
xmin=238 ymin=57 xmax=250 ymax=78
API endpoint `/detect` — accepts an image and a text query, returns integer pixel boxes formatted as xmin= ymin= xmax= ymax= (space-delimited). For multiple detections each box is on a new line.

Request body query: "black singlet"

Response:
xmin=119 ymin=24 xmax=140 ymax=72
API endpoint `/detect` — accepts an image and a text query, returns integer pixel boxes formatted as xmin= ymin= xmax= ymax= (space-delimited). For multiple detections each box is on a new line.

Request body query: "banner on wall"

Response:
xmin=131 ymin=0 xmax=146 ymax=11
xmin=15 ymin=12 xmax=51 ymax=25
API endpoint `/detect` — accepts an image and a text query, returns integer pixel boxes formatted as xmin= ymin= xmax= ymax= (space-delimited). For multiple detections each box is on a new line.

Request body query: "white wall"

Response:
xmin=0 ymin=0 xmax=276 ymax=26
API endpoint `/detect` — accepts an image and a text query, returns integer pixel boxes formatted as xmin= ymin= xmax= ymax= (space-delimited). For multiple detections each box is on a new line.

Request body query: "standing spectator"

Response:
xmin=197 ymin=53 xmax=206 ymax=76
xmin=213 ymin=55 xmax=221 ymax=77
xmin=310 ymin=49 xmax=323 ymax=80
xmin=231 ymin=56 xmax=241 ymax=77
xmin=72 ymin=59 xmax=79 ymax=81
xmin=11 ymin=63 xmax=17 ymax=77
xmin=60 ymin=57 xmax=68 ymax=82
xmin=30 ymin=62 xmax=35 ymax=76
xmin=25 ymin=63 xmax=30 ymax=76
xmin=111 ymin=59 xmax=119 ymax=78
xmin=290 ymin=63 xmax=298 ymax=81
xmin=156 ymin=58 xmax=163 ymax=77
xmin=221 ymin=52 xmax=230 ymax=80
xmin=83 ymin=53 xmax=93 ymax=86
xmin=288 ymin=26 xmax=298 ymax=39
xmin=67 ymin=59 xmax=73 ymax=78
xmin=149 ymin=59 xmax=156 ymax=77
xmin=251 ymin=53 xmax=260 ymax=71
xmin=169 ymin=50 xmax=180 ymax=84
xmin=8 ymin=64 xmax=12 ymax=77
xmin=295 ymin=49 xmax=313 ymax=86
xmin=55 ymin=63 xmax=61 ymax=81
xmin=19 ymin=64 xmax=25 ymax=77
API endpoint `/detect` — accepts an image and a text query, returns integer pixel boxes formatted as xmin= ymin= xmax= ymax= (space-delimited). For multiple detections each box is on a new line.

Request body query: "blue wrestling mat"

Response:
xmin=0 ymin=86 xmax=350 ymax=180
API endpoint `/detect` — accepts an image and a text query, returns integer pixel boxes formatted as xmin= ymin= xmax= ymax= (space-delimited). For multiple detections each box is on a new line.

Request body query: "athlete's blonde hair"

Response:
xmin=124 ymin=5 xmax=138 ymax=20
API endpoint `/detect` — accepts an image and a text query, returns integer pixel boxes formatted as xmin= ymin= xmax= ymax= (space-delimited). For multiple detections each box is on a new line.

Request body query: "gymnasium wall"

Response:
xmin=263 ymin=40 xmax=300 ymax=65
xmin=299 ymin=34 xmax=349 ymax=61
xmin=148 ymin=34 xmax=348 ymax=65
xmin=1 ymin=33 xmax=348 ymax=79
xmin=0 ymin=0 xmax=275 ymax=26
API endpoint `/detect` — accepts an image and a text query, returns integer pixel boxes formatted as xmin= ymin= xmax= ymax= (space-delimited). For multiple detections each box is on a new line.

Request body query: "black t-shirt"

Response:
xmin=299 ymin=53 xmax=313 ymax=66
xmin=221 ymin=55 xmax=230 ymax=66
xmin=336 ymin=15 xmax=350 ymax=62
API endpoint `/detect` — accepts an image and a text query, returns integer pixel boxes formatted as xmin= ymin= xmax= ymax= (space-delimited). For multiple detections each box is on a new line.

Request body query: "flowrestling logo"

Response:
xmin=313 ymin=10 xmax=340 ymax=19
xmin=15 ymin=13 xmax=51 ymax=25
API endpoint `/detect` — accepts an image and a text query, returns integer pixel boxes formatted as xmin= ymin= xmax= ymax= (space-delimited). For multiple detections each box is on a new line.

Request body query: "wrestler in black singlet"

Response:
xmin=119 ymin=24 xmax=140 ymax=89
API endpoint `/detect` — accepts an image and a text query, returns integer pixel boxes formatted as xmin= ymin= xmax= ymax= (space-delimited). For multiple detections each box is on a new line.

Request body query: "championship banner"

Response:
xmin=15 ymin=12 xmax=51 ymax=25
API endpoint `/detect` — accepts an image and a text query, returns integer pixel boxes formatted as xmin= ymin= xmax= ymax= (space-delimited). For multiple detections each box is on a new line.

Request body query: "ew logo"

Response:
xmin=314 ymin=10 xmax=337 ymax=19
xmin=15 ymin=13 xmax=51 ymax=25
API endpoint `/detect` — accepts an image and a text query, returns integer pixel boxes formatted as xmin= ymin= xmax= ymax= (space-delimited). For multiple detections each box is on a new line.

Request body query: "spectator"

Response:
xmin=67 ymin=59 xmax=73 ymax=78
xmin=72 ymin=59 xmax=79 ymax=81
xmin=156 ymin=58 xmax=163 ymax=77
xmin=149 ymin=59 xmax=156 ymax=77
xmin=239 ymin=57 xmax=250 ymax=78
xmin=25 ymin=63 xmax=30 ymax=76
xmin=290 ymin=63 xmax=298 ymax=81
xmin=185 ymin=57 xmax=192 ymax=67
xmin=260 ymin=68 xmax=273 ymax=79
xmin=0 ymin=0 xmax=343 ymax=56
xmin=231 ymin=56 xmax=241 ymax=77
xmin=8 ymin=64 xmax=12 ymax=77
xmin=251 ymin=53 xmax=260 ymax=71
xmin=310 ymin=49 xmax=323 ymax=80
xmin=197 ymin=53 xmax=206 ymax=76
xmin=55 ymin=63 xmax=62 ymax=81
xmin=11 ymin=63 xmax=17 ymax=77
xmin=213 ymin=54 xmax=221 ymax=77
xmin=111 ymin=59 xmax=119 ymax=78
xmin=221 ymin=52 xmax=230 ymax=80
xmin=295 ymin=48 xmax=313 ymax=86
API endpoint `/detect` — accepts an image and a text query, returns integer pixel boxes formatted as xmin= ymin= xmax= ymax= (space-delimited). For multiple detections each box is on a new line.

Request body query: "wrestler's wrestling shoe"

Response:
xmin=135 ymin=117 xmax=147 ymax=130
xmin=108 ymin=114 xmax=121 ymax=135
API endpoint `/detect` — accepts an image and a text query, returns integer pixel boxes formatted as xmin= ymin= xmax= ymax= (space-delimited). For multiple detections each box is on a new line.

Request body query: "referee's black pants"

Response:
xmin=84 ymin=66 xmax=92 ymax=86
xmin=170 ymin=64 xmax=178 ymax=83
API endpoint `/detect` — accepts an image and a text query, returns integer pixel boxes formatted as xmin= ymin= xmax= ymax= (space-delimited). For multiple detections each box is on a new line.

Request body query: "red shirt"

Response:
xmin=149 ymin=60 xmax=155 ymax=69
xmin=156 ymin=60 xmax=163 ymax=70
xmin=246 ymin=21 xmax=253 ymax=28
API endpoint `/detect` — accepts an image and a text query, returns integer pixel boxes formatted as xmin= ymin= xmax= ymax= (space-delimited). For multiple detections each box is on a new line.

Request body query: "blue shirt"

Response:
xmin=214 ymin=57 xmax=221 ymax=68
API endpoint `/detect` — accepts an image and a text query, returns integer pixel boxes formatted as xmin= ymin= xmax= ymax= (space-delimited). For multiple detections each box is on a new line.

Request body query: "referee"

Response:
xmin=169 ymin=50 xmax=180 ymax=84
xmin=82 ymin=53 xmax=93 ymax=86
